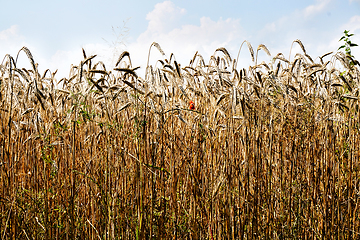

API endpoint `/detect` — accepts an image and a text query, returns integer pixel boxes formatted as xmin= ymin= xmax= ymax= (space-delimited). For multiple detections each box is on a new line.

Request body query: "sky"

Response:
xmin=1 ymin=0 xmax=360 ymax=79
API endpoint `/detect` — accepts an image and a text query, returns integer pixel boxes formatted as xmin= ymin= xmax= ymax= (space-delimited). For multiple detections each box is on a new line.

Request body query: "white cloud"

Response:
xmin=0 ymin=25 xmax=25 ymax=59
xmin=146 ymin=1 xmax=186 ymax=34
xmin=126 ymin=1 xmax=244 ymax=75
xmin=342 ymin=15 xmax=360 ymax=32
xmin=303 ymin=0 xmax=331 ymax=18
xmin=0 ymin=25 xmax=20 ymax=41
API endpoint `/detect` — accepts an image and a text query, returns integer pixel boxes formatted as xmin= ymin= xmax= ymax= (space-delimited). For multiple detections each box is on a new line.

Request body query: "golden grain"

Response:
xmin=0 ymin=42 xmax=359 ymax=239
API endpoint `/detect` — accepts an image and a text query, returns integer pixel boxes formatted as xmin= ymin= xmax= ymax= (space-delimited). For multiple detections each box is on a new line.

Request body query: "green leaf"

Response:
xmin=339 ymin=36 xmax=345 ymax=41
xmin=338 ymin=45 xmax=346 ymax=50
xmin=350 ymin=43 xmax=358 ymax=47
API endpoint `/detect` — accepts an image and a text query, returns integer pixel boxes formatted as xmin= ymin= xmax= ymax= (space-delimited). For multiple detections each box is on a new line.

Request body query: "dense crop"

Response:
xmin=0 ymin=40 xmax=360 ymax=239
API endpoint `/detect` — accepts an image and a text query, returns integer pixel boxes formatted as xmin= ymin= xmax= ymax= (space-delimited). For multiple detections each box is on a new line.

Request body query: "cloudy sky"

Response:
xmin=1 ymin=0 xmax=360 ymax=78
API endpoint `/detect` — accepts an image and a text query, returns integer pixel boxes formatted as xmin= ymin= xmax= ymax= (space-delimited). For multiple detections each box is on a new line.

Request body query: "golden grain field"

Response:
xmin=0 ymin=40 xmax=360 ymax=239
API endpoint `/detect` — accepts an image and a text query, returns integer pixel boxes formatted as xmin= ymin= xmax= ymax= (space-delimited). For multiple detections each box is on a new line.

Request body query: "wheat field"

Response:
xmin=0 ymin=40 xmax=360 ymax=239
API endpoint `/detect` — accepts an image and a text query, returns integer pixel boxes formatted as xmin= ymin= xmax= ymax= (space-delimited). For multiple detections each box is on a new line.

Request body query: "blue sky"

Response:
xmin=1 ymin=0 xmax=360 ymax=78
